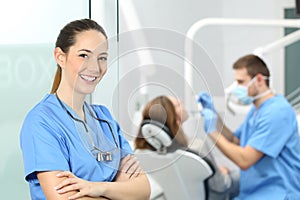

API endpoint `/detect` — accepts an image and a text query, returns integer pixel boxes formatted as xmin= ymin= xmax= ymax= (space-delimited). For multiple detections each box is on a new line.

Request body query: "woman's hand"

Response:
xmin=114 ymin=154 xmax=143 ymax=182
xmin=55 ymin=171 xmax=104 ymax=200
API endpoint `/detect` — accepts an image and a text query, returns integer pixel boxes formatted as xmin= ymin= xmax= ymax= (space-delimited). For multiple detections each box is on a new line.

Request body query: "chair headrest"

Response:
xmin=141 ymin=119 xmax=173 ymax=151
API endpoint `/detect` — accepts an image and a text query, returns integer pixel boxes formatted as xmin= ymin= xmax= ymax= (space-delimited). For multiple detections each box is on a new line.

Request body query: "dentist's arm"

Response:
xmin=216 ymin=114 xmax=240 ymax=145
xmin=201 ymin=108 xmax=263 ymax=170
xmin=209 ymin=132 xmax=263 ymax=170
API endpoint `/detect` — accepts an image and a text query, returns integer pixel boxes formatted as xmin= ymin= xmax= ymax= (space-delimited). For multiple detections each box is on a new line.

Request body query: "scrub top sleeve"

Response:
xmin=20 ymin=110 xmax=70 ymax=182
xmin=247 ymin=108 xmax=293 ymax=158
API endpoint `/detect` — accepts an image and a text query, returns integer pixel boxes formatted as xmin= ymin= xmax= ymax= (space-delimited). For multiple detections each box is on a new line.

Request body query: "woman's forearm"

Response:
xmin=53 ymin=155 xmax=150 ymax=200
xmin=101 ymin=173 xmax=150 ymax=200
xmin=77 ymin=197 xmax=109 ymax=200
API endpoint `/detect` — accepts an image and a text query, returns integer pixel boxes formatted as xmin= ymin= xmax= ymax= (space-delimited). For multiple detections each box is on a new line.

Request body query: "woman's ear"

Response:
xmin=54 ymin=47 xmax=66 ymax=68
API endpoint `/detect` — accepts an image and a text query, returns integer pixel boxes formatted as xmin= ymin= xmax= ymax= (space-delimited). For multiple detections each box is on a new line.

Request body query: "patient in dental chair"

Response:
xmin=134 ymin=95 xmax=239 ymax=200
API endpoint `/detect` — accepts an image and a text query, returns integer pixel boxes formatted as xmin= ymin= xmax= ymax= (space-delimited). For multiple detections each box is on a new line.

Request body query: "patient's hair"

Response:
xmin=233 ymin=54 xmax=270 ymax=86
xmin=134 ymin=96 xmax=188 ymax=151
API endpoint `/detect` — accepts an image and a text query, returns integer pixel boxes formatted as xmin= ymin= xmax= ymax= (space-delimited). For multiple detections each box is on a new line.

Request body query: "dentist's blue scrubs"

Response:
xmin=234 ymin=95 xmax=300 ymax=200
xmin=20 ymin=94 xmax=133 ymax=200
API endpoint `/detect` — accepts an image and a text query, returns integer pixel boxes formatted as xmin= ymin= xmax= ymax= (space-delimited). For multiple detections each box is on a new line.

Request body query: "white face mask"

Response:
xmin=233 ymin=76 xmax=270 ymax=105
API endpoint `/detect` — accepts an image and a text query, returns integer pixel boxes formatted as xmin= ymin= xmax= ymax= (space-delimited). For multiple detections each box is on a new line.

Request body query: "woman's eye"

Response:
xmin=98 ymin=57 xmax=107 ymax=61
xmin=79 ymin=54 xmax=88 ymax=58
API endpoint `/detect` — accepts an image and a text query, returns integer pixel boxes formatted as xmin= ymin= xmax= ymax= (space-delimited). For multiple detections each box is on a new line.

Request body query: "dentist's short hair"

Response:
xmin=233 ymin=54 xmax=270 ymax=87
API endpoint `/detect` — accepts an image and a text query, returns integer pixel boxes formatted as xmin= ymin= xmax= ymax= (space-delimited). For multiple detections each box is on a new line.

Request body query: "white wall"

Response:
xmin=221 ymin=0 xmax=290 ymax=94
xmin=116 ymin=0 xmax=296 ymax=139
xmin=117 ymin=0 xmax=224 ymax=140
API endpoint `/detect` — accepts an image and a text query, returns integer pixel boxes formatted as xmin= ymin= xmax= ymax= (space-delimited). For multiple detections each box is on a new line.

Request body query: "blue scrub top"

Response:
xmin=20 ymin=94 xmax=133 ymax=199
xmin=234 ymin=95 xmax=300 ymax=200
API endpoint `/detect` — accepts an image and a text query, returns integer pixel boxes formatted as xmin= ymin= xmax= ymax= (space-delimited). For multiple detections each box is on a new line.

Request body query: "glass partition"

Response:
xmin=0 ymin=0 xmax=89 ymax=198
xmin=117 ymin=0 xmax=225 ymax=148
xmin=91 ymin=0 xmax=119 ymax=116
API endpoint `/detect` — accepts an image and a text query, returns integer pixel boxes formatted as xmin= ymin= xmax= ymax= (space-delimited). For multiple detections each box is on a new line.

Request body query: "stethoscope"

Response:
xmin=55 ymin=93 xmax=119 ymax=162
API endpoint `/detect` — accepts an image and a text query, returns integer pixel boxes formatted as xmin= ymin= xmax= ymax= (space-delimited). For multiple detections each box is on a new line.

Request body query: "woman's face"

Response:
xmin=168 ymin=96 xmax=189 ymax=124
xmin=61 ymin=30 xmax=108 ymax=95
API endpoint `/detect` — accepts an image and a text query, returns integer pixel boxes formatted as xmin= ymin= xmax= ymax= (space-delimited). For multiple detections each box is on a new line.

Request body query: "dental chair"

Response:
xmin=134 ymin=120 xmax=213 ymax=200
xmin=147 ymin=174 xmax=166 ymax=200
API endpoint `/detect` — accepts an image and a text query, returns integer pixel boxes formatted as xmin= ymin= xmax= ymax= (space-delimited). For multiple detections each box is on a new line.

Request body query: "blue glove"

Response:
xmin=197 ymin=92 xmax=215 ymax=111
xmin=201 ymin=108 xmax=218 ymax=134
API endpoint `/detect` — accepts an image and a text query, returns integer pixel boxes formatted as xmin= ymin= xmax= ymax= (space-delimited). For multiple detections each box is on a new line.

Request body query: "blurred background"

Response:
xmin=1 ymin=0 xmax=300 ymax=198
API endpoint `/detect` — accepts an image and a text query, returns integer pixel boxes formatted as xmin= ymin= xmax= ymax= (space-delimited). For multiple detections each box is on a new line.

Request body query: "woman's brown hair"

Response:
xmin=134 ymin=96 xmax=188 ymax=151
xmin=50 ymin=19 xmax=107 ymax=94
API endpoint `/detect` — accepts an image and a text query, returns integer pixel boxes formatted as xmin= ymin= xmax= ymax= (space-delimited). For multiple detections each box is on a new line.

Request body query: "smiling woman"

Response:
xmin=19 ymin=19 xmax=150 ymax=200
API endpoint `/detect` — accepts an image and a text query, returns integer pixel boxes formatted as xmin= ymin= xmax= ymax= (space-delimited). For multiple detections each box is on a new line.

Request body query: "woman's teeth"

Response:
xmin=80 ymin=75 xmax=97 ymax=82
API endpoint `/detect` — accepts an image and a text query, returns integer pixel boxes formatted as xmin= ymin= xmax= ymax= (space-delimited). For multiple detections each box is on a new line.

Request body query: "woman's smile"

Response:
xmin=79 ymin=74 xmax=98 ymax=82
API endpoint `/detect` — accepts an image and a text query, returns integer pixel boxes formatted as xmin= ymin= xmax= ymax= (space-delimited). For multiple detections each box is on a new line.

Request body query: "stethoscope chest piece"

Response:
xmin=97 ymin=152 xmax=113 ymax=162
